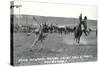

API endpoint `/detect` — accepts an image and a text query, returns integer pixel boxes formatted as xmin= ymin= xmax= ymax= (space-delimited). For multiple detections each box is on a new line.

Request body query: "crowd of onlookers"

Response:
xmin=13 ymin=24 xmax=36 ymax=33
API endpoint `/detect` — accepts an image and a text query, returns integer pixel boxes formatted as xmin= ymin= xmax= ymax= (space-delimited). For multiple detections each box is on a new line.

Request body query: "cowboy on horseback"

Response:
xmin=74 ymin=14 xmax=88 ymax=44
xmin=74 ymin=14 xmax=83 ymax=43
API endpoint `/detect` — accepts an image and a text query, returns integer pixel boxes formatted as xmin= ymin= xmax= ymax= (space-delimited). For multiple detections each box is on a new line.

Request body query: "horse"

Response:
xmin=73 ymin=24 xmax=83 ymax=44
xmin=73 ymin=22 xmax=92 ymax=44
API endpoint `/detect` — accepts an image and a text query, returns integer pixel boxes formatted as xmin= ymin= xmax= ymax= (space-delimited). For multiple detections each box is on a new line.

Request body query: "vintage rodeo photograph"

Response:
xmin=10 ymin=1 xmax=97 ymax=66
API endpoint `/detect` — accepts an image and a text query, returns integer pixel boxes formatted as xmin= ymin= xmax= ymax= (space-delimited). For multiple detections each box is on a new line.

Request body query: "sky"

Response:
xmin=13 ymin=1 xmax=98 ymax=20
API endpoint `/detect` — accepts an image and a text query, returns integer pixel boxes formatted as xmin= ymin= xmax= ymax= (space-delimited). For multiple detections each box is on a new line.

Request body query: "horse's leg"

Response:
xmin=73 ymin=32 xmax=78 ymax=45
xmin=75 ymin=32 xmax=79 ymax=44
xmin=78 ymin=37 xmax=80 ymax=44
xmin=73 ymin=37 xmax=77 ymax=45
xmin=78 ymin=33 xmax=81 ymax=44
xmin=78 ymin=31 xmax=82 ymax=45
xmin=83 ymin=30 xmax=87 ymax=36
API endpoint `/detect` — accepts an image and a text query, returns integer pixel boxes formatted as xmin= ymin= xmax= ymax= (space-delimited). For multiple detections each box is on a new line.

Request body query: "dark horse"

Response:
xmin=74 ymin=23 xmax=83 ymax=44
xmin=73 ymin=22 xmax=91 ymax=44
xmin=73 ymin=15 xmax=91 ymax=44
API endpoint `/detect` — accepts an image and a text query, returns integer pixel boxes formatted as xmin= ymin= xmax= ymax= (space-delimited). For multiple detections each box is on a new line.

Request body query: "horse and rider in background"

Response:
xmin=74 ymin=14 xmax=92 ymax=44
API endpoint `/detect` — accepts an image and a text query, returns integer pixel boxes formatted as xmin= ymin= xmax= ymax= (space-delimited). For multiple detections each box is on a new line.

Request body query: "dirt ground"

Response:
xmin=13 ymin=32 xmax=97 ymax=66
